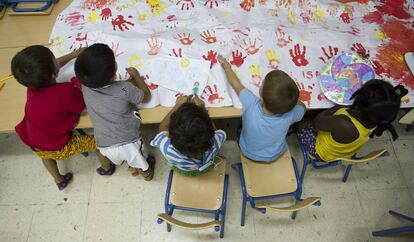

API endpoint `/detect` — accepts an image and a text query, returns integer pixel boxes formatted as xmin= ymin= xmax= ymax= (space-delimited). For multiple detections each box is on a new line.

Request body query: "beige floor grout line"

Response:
xmin=25 ymin=205 xmax=36 ymax=242
xmin=82 ymin=167 xmax=95 ymax=242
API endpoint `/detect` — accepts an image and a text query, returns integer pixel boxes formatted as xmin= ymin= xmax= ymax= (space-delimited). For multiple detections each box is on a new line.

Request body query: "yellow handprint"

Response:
xmin=313 ymin=7 xmax=325 ymax=22
xmin=265 ymin=49 xmax=281 ymax=70
xmin=287 ymin=10 xmax=297 ymax=24
xmin=128 ymin=55 xmax=143 ymax=69
xmin=374 ymin=29 xmax=386 ymax=41
xmin=87 ymin=10 xmax=99 ymax=24
xmin=147 ymin=0 xmax=167 ymax=17
xmin=248 ymin=65 xmax=263 ymax=87
xmin=180 ymin=58 xmax=190 ymax=68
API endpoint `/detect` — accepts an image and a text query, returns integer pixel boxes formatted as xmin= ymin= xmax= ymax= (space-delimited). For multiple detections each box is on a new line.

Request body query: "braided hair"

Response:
xmin=350 ymin=79 xmax=407 ymax=141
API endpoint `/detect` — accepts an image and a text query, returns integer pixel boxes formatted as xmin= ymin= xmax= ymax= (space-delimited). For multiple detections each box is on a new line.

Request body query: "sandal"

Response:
xmin=96 ymin=163 xmax=116 ymax=176
xmin=57 ymin=172 xmax=73 ymax=191
xmin=139 ymin=155 xmax=156 ymax=181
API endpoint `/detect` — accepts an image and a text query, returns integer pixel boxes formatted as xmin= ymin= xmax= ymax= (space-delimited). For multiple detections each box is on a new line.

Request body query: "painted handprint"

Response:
xmin=351 ymin=43 xmax=370 ymax=59
xmin=169 ymin=48 xmax=183 ymax=57
xmin=146 ymin=0 xmax=167 ymax=16
xmin=230 ymin=50 xmax=246 ymax=67
xmin=69 ymin=33 xmax=88 ymax=51
xmin=200 ymin=30 xmax=217 ymax=44
xmin=165 ymin=15 xmax=178 ymax=29
xmin=176 ymin=0 xmax=195 ymax=10
xmin=201 ymin=84 xmax=224 ymax=104
xmin=204 ymin=0 xmax=219 ymax=8
xmin=275 ymin=27 xmax=292 ymax=48
xmin=128 ymin=54 xmax=143 ymax=69
xmin=340 ymin=12 xmax=352 ymax=23
xmin=347 ymin=26 xmax=360 ymax=36
xmin=239 ymin=37 xmax=262 ymax=55
xmin=100 ymin=7 xmax=112 ymax=21
xmin=175 ymin=33 xmax=195 ymax=45
xmin=289 ymin=44 xmax=309 ymax=67
xmin=327 ymin=3 xmax=339 ymax=16
xmin=318 ymin=46 xmax=338 ymax=64
xmin=287 ymin=9 xmax=297 ymax=24
xmin=313 ymin=7 xmax=325 ymax=22
xmin=248 ymin=64 xmax=263 ymax=87
xmin=265 ymin=49 xmax=281 ymax=70
xmin=296 ymin=81 xmax=313 ymax=106
xmin=372 ymin=60 xmax=389 ymax=77
xmin=240 ymin=0 xmax=254 ymax=12
xmin=276 ymin=0 xmax=292 ymax=8
xmin=111 ymin=42 xmax=124 ymax=57
xmin=202 ymin=50 xmax=218 ymax=69
xmin=64 ymin=12 xmax=85 ymax=30
xmin=87 ymin=11 xmax=99 ymax=24
xmin=112 ymin=15 xmax=134 ymax=31
xmin=81 ymin=0 xmax=116 ymax=9
xmin=300 ymin=10 xmax=312 ymax=23
xmin=147 ymin=37 xmax=162 ymax=55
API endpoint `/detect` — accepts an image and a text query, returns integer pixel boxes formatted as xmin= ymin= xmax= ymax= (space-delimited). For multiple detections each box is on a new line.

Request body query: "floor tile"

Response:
xmin=392 ymin=139 xmax=414 ymax=187
xmin=27 ymin=203 xmax=87 ymax=242
xmin=84 ymin=202 xmax=142 ymax=242
xmin=0 ymin=205 xmax=34 ymax=242
xmin=393 ymin=111 xmax=414 ymax=140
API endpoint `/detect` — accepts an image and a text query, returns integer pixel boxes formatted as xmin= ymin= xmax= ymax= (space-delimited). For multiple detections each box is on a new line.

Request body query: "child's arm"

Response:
xmin=159 ymin=95 xmax=191 ymax=132
xmin=57 ymin=48 xmax=85 ymax=68
xmin=218 ymin=55 xmax=245 ymax=95
xmin=126 ymin=67 xmax=151 ymax=103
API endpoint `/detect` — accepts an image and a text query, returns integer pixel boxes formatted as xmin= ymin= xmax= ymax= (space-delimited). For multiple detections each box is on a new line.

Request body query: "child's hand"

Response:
xmin=218 ymin=55 xmax=231 ymax=70
xmin=176 ymin=95 xmax=191 ymax=106
xmin=126 ymin=67 xmax=140 ymax=78
xmin=192 ymin=94 xmax=205 ymax=107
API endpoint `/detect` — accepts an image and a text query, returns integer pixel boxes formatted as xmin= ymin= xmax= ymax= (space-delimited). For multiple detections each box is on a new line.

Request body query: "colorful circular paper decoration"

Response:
xmin=319 ymin=52 xmax=375 ymax=105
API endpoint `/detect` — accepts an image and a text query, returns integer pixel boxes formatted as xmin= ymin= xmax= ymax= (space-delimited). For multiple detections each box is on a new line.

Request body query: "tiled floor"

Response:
xmin=0 ymin=118 xmax=413 ymax=242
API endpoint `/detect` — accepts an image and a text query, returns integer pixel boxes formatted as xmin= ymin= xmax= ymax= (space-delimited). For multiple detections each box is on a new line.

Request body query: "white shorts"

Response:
xmin=98 ymin=138 xmax=149 ymax=170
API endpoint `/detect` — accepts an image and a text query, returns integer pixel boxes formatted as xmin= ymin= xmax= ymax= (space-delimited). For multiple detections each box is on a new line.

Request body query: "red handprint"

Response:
xmin=340 ymin=12 xmax=352 ymax=23
xmin=175 ymin=33 xmax=195 ymax=45
xmin=318 ymin=46 xmax=338 ymax=64
xmin=372 ymin=60 xmax=389 ymax=77
xmin=230 ymin=50 xmax=246 ymax=67
xmin=111 ymin=15 xmax=134 ymax=31
xmin=275 ymin=27 xmax=292 ymax=48
xmin=202 ymin=50 xmax=218 ymax=69
xmin=100 ymin=8 xmax=112 ymax=21
xmin=239 ymin=37 xmax=262 ymax=55
xmin=165 ymin=15 xmax=178 ymax=29
xmin=351 ymin=43 xmax=370 ymax=59
xmin=204 ymin=0 xmax=219 ymax=8
xmin=69 ymin=33 xmax=88 ymax=51
xmin=240 ymin=0 xmax=254 ymax=12
xmin=300 ymin=10 xmax=311 ymax=24
xmin=347 ymin=26 xmax=360 ymax=36
xmin=169 ymin=48 xmax=183 ymax=57
xmin=200 ymin=30 xmax=217 ymax=44
xmin=289 ymin=44 xmax=309 ymax=67
xmin=276 ymin=0 xmax=292 ymax=8
xmin=176 ymin=0 xmax=195 ymax=10
xmin=296 ymin=81 xmax=313 ymax=106
xmin=317 ymin=93 xmax=325 ymax=101
xmin=147 ymin=37 xmax=162 ymax=55
xmin=259 ymin=0 xmax=267 ymax=5
xmin=65 ymin=12 xmax=85 ymax=30
xmin=201 ymin=84 xmax=224 ymax=104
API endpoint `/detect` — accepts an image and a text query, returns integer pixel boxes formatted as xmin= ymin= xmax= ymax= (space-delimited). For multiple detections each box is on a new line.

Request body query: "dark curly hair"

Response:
xmin=169 ymin=102 xmax=215 ymax=158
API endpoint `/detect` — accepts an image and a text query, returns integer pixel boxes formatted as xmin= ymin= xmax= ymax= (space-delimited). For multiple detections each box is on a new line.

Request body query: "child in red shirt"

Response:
xmin=12 ymin=45 xmax=100 ymax=190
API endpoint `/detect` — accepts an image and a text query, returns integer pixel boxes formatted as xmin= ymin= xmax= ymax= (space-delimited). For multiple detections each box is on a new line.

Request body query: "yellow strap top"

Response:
xmin=315 ymin=108 xmax=372 ymax=162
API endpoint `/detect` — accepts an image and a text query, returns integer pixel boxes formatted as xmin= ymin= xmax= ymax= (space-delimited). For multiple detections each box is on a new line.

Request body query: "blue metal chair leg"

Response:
xmin=291 ymin=211 xmax=297 ymax=220
xmin=219 ymin=174 xmax=229 ymax=238
xmin=389 ymin=210 xmax=414 ymax=222
xmin=372 ymin=225 xmax=414 ymax=237
xmin=342 ymin=165 xmax=353 ymax=183
xmin=241 ymin=197 xmax=247 ymax=226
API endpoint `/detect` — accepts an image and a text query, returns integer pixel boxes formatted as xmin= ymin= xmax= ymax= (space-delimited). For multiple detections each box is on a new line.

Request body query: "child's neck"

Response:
xmin=348 ymin=108 xmax=376 ymax=129
xmin=261 ymin=103 xmax=275 ymax=115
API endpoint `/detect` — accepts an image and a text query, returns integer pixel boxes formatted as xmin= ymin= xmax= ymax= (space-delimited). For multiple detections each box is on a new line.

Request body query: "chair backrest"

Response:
xmin=169 ymin=157 xmax=226 ymax=210
xmin=341 ymin=148 xmax=388 ymax=164
xmin=241 ymin=149 xmax=298 ymax=197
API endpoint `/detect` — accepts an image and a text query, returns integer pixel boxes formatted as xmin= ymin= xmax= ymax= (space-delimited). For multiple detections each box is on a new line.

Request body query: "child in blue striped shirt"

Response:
xmin=150 ymin=95 xmax=226 ymax=176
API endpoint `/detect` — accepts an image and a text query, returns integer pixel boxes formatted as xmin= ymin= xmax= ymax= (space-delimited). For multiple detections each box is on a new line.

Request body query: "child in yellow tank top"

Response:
xmin=296 ymin=79 xmax=406 ymax=163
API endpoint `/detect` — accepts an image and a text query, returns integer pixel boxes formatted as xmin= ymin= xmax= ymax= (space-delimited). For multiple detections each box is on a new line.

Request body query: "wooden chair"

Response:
xmin=232 ymin=149 xmax=321 ymax=226
xmin=157 ymin=157 xmax=229 ymax=238
xmin=296 ymin=134 xmax=390 ymax=182
xmin=0 ymin=0 xmax=6 ymax=19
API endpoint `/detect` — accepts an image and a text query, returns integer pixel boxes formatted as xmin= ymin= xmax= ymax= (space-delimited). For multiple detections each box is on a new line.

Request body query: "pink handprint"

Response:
xmin=275 ymin=27 xmax=292 ymax=48
xmin=289 ymin=44 xmax=309 ymax=67
xmin=65 ymin=12 xmax=85 ymax=30
xmin=201 ymin=84 xmax=224 ymax=104
xmin=318 ymin=46 xmax=338 ymax=64
xmin=351 ymin=43 xmax=369 ymax=59
xmin=176 ymin=0 xmax=195 ymax=10
xmin=147 ymin=37 xmax=162 ymax=55
xmin=239 ymin=37 xmax=262 ymax=55
xmin=300 ymin=10 xmax=311 ymax=23
xmin=169 ymin=48 xmax=183 ymax=57
xmin=175 ymin=33 xmax=195 ymax=45
xmin=204 ymin=0 xmax=219 ymax=8
xmin=111 ymin=42 xmax=124 ymax=57
xmin=111 ymin=15 xmax=134 ymax=31
xmin=202 ymin=50 xmax=218 ymax=69
xmin=230 ymin=50 xmax=246 ymax=67
xmin=200 ymin=30 xmax=217 ymax=44
xmin=100 ymin=7 xmax=112 ymax=20
xmin=240 ymin=0 xmax=254 ymax=12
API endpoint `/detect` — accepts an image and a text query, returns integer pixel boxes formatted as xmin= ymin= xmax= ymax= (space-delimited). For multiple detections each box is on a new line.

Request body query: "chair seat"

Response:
xmin=241 ymin=149 xmax=297 ymax=197
xmin=169 ymin=157 xmax=226 ymax=211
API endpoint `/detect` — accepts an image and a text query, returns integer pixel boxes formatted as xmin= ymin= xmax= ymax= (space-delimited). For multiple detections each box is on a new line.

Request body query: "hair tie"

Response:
xmin=394 ymin=84 xmax=408 ymax=98
xmin=380 ymin=119 xmax=390 ymax=126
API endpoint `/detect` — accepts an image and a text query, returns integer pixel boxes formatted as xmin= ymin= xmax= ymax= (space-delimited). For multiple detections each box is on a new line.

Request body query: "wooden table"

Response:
xmin=0 ymin=0 xmax=241 ymax=133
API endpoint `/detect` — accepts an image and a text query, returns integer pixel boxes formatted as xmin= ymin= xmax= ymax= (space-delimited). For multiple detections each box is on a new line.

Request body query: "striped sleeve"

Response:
xmin=150 ymin=131 xmax=168 ymax=148
xmin=204 ymin=130 xmax=227 ymax=162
